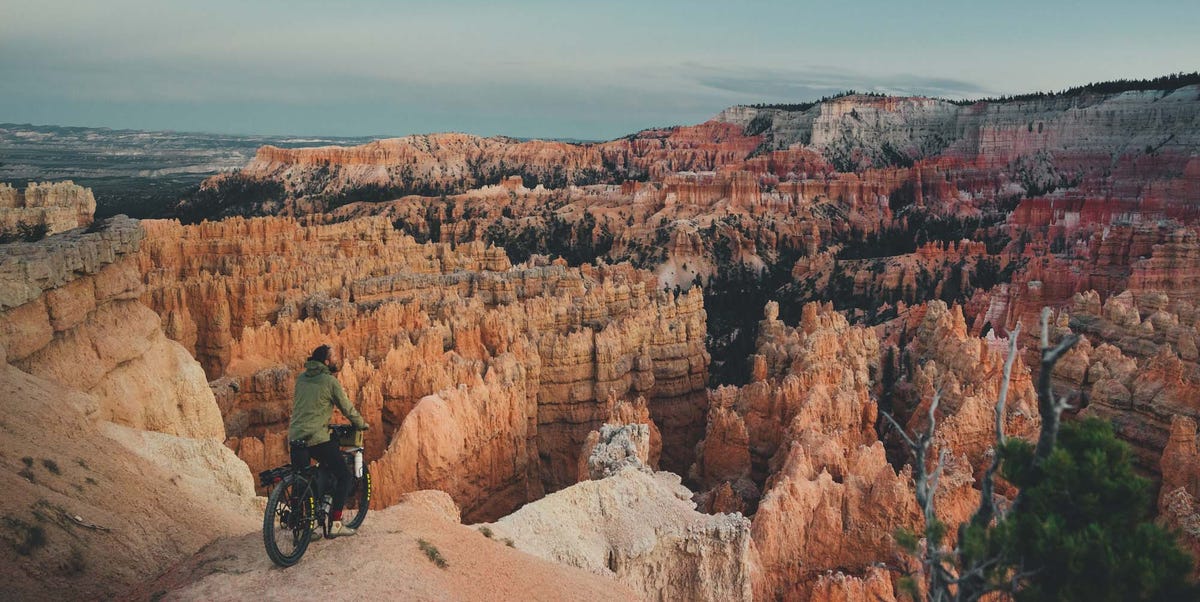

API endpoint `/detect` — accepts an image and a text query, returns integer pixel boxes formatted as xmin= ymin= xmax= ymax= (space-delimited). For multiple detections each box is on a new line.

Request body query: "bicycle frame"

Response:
xmin=259 ymin=449 xmax=364 ymax=537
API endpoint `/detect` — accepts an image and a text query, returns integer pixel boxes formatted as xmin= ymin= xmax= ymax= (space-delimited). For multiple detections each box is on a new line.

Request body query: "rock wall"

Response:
xmin=1160 ymin=416 xmax=1200 ymax=574
xmin=0 ymin=216 xmax=256 ymax=600
xmin=0 ymin=181 xmax=95 ymax=237
xmin=719 ymin=87 xmax=1200 ymax=170
xmin=1059 ymin=289 xmax=1200 ymax=474
xmin=688 ymin=301 xmax=905 ymax=599
xmin=1 ymin=216 xmax=223 ymax=439
xmin=190 ymin=121 xmax=762 ymax=217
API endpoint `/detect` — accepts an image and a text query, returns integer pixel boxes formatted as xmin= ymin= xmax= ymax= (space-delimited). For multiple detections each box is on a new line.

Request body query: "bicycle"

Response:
xmin=259 ymin=424 xmax=371 ymax=567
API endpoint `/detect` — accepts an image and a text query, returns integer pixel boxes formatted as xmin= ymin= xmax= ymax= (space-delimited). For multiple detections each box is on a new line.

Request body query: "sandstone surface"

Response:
xmin=134 ymin=490 xmax=637 ymax=602
xmin=0 ymin=217 xmax=258 ymax=600
xmin=484 ymin=465 xmax=755 ymax=602
xmin=0 ymin=181 xmax=95 ymax=237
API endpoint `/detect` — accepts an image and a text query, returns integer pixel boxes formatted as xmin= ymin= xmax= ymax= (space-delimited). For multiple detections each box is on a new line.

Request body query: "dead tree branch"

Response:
xmin=887 ymin=307 xmax=1078 ymax=601
xmin=970 ymin=322 xmax=1020 ymax=531
xmin=1033 ymin=308 xmax=1079 ymax=461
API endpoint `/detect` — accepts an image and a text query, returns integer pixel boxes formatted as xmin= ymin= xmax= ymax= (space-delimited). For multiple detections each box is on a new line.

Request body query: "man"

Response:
xmin=289 ymin=344 xmax=369 ymax=537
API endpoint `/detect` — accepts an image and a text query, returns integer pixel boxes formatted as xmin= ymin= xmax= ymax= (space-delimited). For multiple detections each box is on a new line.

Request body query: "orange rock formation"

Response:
xmin=0 ymin=216 xmax=257 ymax=599
xmin=136 ymin=215 xmax=709 ymax=521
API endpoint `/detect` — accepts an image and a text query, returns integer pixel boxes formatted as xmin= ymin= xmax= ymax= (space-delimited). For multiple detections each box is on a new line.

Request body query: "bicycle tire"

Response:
xmin=342 ymin=465 xmax=370 ymax=529
xmin=263 ymin=474 xmax=314 ymax=567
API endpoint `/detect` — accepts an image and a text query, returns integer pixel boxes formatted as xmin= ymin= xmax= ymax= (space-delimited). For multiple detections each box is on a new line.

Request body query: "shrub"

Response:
xmin=4 ymin=517 xmax=47 ymax=556
xmin=418 ymin=538 xmax=448 ymax=569
xmin=978 ymin=418 xmax=1198 ymax=601
xmin=0 ymin=223 xmax=50 ymax=244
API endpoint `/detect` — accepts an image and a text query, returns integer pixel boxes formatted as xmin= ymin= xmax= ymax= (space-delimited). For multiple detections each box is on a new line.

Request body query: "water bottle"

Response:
xmin=354 ymin=450 xmax=363 ymax=478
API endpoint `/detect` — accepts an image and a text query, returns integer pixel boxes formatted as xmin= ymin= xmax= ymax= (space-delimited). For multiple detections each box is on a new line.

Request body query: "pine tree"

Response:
xmin=977 ymin=418 xmax=1198 ymax=601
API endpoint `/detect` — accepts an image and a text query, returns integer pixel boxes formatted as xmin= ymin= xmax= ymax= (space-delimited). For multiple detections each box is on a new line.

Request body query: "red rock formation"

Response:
xmin=125 ymin=83 xmax=1200 ymax=596
xmin=687 ymin=302 xmax=919 ymax=598
xmin=1159 ymin=416 xmax=1200 ymax=574
xmin=752 ymin=439 xmax=919 ymax=600
xmin=897 ymin=302 xmax=1039 ymax=480
xmin=808 ymin=567 xmax=896 ymax=602
xmin=1064 ymin=289 xmax=1200 ymax=474
xmin=691 ymin=301 xmax=882 ymax=512
xmin=685 ymin=299 xmax=1044 ymax=599
xmin=368 ymin=352 xmax=541 ymax=521
xmin=209 ymin=121 xmax=762 ymax=212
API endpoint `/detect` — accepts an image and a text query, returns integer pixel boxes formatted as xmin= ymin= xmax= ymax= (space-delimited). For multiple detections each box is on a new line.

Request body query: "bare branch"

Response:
xmin=894 ymin=313 xmax=1081 ymax=602
xmin=1040 ymin=307 xmax=1051 ymax=349
xmin=917 ymin=387 xmax=943 ymax=468
xmin=1041 ymin=307 xmax=1080 ymax=365
xmin=1035 ymin=308 xmax=1080 ymax=460
xmin=881 ymin=410 xmax=917 ymax=451
xmin=970 ymin=322 xmax=1021 ymax=531
xmin=994 ymin=322 xmax=1021 ymax=448
xmin=928 ymin=447 xmax=948 ymax=514
xmin=948 ymin=554 xmax=1004 ymax=586
xmin=929 ymin=387 xmax=942 ymax=419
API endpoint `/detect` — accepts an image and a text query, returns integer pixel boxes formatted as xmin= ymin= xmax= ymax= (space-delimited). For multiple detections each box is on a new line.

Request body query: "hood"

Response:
xmin=302 ymin=360 xmax=330 ymax=377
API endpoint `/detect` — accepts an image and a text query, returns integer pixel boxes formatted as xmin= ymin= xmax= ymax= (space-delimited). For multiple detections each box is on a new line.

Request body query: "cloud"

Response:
xmin=680 ymin=62 xmax=992 ymax=101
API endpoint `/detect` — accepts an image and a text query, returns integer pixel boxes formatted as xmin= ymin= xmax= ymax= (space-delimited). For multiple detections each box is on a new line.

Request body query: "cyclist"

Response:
xmin=288 ymin=344 xmax=369 ymax=537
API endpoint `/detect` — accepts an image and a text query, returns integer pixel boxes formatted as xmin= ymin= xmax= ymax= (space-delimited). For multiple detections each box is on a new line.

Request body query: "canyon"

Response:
xmin=3 ymin=76 xmax=1200 ymax=599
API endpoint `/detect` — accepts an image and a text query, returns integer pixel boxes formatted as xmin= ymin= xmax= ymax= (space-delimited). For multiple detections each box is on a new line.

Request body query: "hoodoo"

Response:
xmin=5 ymin=31 xmax=1200 ymax=596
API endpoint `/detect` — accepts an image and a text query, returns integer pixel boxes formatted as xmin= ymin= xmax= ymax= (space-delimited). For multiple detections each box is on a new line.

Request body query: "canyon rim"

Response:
xmin=3 ymin=2 xmax=1200 ymax=600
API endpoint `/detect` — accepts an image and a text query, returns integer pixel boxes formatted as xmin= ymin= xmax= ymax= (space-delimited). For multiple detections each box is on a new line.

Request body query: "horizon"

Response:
xmin=4 ymin=70 xmax=1195 ymax=143
xmin=2 ymin=1 xmax=1199 ymax=140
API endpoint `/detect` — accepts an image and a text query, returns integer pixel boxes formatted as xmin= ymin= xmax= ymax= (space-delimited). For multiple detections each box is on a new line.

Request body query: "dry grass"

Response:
xmin=417 ymin=538 xmax=448 ymax=569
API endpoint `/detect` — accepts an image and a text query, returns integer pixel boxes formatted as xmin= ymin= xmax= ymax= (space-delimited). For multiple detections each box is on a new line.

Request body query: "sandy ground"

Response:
xmin=130 ymin=490 xmax=638 ymax=602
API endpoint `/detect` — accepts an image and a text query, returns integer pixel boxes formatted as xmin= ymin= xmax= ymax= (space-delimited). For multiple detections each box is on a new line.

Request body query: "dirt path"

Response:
xmin=130 ymin=490 xmax=637 ymax=602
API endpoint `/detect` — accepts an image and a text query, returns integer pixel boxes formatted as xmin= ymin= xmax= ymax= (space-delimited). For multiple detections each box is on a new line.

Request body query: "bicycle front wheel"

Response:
xmin=263 ymin=474 xmax=314 ymax=567
xmin=343 ymin=465 xmax=370 ymax=529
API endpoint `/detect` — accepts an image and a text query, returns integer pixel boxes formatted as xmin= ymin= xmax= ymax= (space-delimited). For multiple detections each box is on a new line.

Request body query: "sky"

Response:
xmin=1 ymin=0 xmax=1197 ymax=140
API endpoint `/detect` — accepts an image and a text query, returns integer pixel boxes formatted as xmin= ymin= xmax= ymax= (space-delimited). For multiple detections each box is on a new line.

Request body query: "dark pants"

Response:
xmin=292 ymin=439 xmax=353 ymax=517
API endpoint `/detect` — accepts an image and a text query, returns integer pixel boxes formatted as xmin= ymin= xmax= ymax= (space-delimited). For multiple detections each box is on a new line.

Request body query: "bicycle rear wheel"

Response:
xmin=342 ymin=465 xmax=370 ymax=529
xmin=263 ymin=474 xmax=314 ymax=567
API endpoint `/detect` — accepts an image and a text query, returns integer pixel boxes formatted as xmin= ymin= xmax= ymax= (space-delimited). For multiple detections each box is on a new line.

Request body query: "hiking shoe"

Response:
xmin=329 ymin=521 xmax=357 ymax=537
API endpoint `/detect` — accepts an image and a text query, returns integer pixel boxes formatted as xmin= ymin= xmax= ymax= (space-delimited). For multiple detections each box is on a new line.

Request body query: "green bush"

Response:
xmin=964 ymin=418 xmax=1198 ymax=601
xmin=0 ymin=222 xmax=50 ymax=243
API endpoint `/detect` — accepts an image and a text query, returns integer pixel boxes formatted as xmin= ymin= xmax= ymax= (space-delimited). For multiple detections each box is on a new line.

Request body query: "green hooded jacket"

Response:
xmin=288 ymin=360 xmax=366 ymax=446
